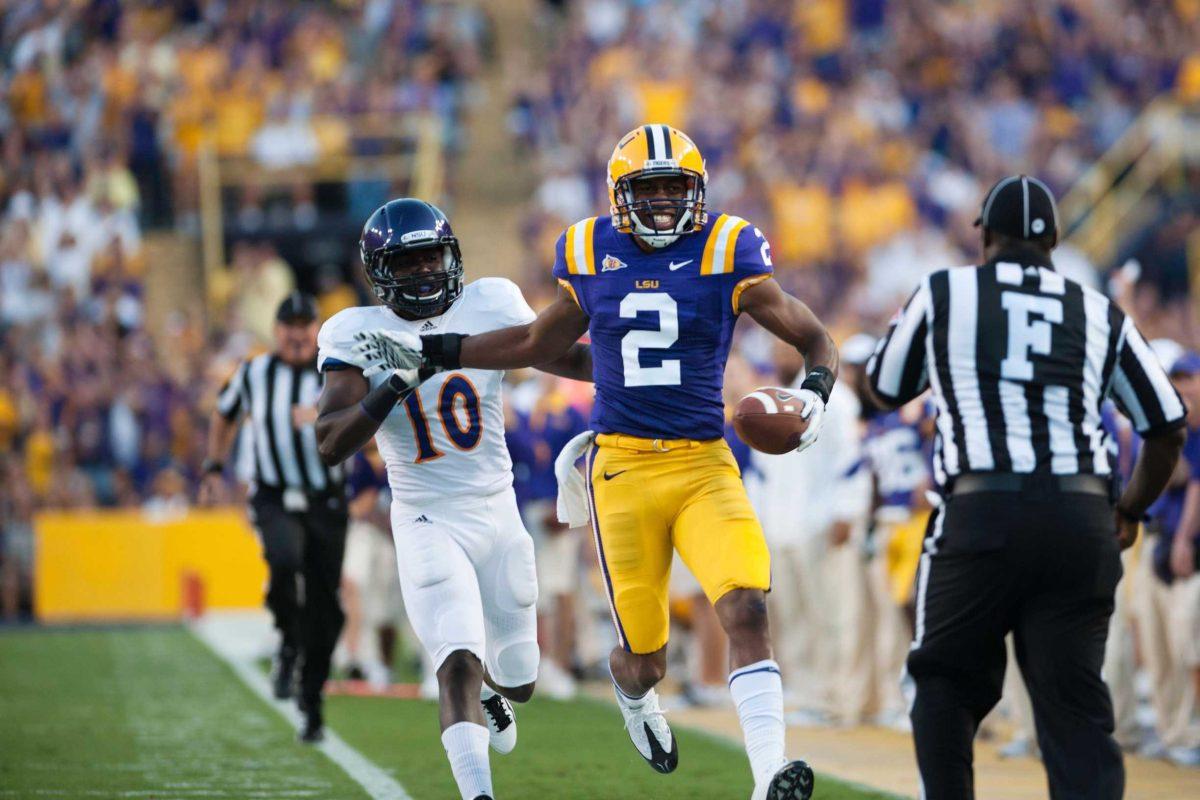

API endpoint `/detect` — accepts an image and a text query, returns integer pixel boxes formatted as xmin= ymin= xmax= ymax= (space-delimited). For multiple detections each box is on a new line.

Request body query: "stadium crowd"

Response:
xmin=2 ymin=0 xmax=1200 ymax=771
xmin=0 ymin=0 xmax=489 ymax=613
xmin=516 ymin=0 xmax=1200 ymax=333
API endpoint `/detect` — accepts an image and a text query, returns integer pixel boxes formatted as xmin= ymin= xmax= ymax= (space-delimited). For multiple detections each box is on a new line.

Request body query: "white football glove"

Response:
xmin=794 ymin=388 xmax=826 ymax=453
xmin=351 ymin=330 xmax=424 ymax=378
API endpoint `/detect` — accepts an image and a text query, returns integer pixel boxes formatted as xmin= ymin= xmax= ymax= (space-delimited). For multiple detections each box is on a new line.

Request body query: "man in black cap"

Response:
xmin=867 ymin=175 xmax=1187 ymax=798
xmin=201 ymin=292 xmax=349 ymax=742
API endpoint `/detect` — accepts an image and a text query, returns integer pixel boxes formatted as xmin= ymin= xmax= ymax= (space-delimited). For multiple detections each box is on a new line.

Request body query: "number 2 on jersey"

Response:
xmin=402 ymin=373 xmax=482 ymax=462
xmin=620 ymin=292 xmax=681 ymax=387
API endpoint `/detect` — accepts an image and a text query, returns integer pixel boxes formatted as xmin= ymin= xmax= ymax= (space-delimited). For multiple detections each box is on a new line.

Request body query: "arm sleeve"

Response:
xmin=317 ymin=310 xmax=360 ymax=372
xmin=1108 ymin=317 xmax=1187 ymax=437
xmin=867 ymin=278 xmax=932 ymax=405
xmin=728 ymin=223 xmax=774 ymax=314
xmin=215 ymin=361 xmax=247 ymax=421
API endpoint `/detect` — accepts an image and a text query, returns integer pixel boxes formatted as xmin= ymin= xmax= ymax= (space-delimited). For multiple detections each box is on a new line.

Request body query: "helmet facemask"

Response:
xmin=612 ymin=171 xmax=706 ymax=248
xmin=364 ymin=240 xmax=464 ymax=319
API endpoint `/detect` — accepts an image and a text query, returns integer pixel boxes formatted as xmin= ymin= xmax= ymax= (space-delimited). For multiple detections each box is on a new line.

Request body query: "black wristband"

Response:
xmin=420 ymin=333 xmax=466 ymax=370
xmin=359 ymin=372 xmax=410 ymax=423
xmin=201 ymin=458 xmax=224 ymax=475
xmin=800 ymin=366 xmax=835 ymax=405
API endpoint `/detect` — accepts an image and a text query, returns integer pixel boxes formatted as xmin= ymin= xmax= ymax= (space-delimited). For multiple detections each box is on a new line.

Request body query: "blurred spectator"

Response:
xmin=516 ymin=0 xmax=1199 ymax=331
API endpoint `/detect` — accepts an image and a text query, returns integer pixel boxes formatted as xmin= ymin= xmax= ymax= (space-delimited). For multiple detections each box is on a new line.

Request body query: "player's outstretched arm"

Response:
xmin=535 ymin=343 xmax=594 ymax=383
xmin=421 ymin=289 xmax=590 ymax=373
xmin=315 ymin=367 xmax=422 ymax=466
xmin=739 ymin=278 xmax=839 ymax=379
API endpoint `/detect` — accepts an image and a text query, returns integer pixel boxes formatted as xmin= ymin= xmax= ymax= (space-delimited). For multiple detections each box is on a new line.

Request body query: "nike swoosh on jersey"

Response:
xmin=668 ymin=260 xmax=693 ymax=271
xmin=603 ymin=470 xmax=628 ymax=481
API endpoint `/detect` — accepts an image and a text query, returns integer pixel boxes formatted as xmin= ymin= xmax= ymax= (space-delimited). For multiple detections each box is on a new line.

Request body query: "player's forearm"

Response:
xmin=316 ymin=405 xmax=383 ymax=466
xmin=797 ymin=327 xmax=839 ymax=379
xmin=742 ymin=281 xmax=839 ymax=382
xmin=1119 ymin=426 xmax=1186 ymax=518
xmin=535 ymin=343 xmax=593 ymax=382
xmin=316 ymin=379 xmax=409 ymax=465
xmin=461 ymin=321 xmax=581 ymax=371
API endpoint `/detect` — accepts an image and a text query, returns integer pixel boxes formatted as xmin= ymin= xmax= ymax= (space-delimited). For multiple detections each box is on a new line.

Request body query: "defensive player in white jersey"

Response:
xmin=314 ymin=199 xmax=591 ymax=800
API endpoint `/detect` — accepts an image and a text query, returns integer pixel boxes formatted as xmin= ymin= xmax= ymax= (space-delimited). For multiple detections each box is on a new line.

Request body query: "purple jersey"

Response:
xmin=864 ymin=410 xmax=929 ymax=510
xmin=553 ymin=211 xmax=773 ymax=440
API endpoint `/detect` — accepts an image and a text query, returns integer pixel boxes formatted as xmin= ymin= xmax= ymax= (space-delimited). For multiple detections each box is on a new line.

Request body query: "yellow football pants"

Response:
xmin=585 ymin=434 xmax=771 ymax=654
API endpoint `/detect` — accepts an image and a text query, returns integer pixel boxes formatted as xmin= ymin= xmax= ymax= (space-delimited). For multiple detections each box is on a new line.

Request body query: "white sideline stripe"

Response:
xmin=190 ymin=621 xmax=413 ymax=800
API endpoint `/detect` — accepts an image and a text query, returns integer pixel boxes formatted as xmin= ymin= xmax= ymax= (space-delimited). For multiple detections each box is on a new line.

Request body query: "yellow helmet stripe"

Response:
xmin=701 ymin=215 xmax=748 ymax=275
xmin=565 ymin=217 xmax=597 ymax=275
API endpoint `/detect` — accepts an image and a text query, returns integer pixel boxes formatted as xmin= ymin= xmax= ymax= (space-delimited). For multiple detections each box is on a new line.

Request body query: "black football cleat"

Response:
xmin=765 ymin=760 xmax=814 ymax=800
xmin=297 ymin=707 xmax=324 ymax=744
xmin=272 ymin=646 xmax=297 ymax=700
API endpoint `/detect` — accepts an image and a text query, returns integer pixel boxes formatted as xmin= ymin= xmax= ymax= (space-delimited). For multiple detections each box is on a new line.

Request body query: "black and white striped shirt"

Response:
xmin=217 ymin=354 xmax=343 ymax=493
xmin=867 ymin=252 xmax=1186 ymax=484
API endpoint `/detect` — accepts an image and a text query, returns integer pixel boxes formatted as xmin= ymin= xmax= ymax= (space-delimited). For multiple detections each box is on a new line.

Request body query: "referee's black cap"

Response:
xmin=276 ymin=291 xmax=319 ymax=323
xmin=975 ymin=174 xmax=1059 ymax=241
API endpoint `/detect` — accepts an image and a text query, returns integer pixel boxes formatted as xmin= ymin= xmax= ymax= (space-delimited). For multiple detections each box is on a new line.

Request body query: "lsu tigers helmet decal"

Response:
xmin=608 ymin=124 xmax=707 ymax=248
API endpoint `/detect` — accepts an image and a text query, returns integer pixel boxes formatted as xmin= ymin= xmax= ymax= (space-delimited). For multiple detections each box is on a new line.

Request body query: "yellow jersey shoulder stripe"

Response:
xmin=700 ymin=214 xmax=750 ymax=275
xmin=564 ymin=217 xmax=598 ymax=275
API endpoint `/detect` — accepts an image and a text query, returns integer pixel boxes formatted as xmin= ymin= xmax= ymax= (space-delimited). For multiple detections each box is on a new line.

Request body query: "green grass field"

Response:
xmin=0 ymin=626 xmax=895 ymax=799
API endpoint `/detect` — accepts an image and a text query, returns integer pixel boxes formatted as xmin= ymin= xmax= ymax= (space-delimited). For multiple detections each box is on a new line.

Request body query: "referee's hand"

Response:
xmin=1114 ymin=512 xmax=1139 ymax=551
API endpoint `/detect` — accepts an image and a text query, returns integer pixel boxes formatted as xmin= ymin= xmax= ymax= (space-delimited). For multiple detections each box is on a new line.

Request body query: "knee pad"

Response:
xmin=491 ymin=639 xmax=540 ymax=688
xmin=497 ymin=535 xmax=538 ymax=612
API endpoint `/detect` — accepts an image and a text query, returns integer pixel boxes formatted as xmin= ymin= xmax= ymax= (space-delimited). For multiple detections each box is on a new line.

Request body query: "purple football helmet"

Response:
xmin=359 ymin=198 xmax=464 ymax=319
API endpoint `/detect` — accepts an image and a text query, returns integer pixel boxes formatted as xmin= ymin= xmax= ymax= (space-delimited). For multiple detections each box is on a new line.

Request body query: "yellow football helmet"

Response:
xmin=607 ymin=124 xmax=707 ymax=247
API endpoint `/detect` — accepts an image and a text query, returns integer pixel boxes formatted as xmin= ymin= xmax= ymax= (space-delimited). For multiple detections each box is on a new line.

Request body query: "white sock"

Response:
xmin=729 ymin=659 xmax=787 ymax=786
xmin=441 ymin=721 xmax=492 ymax=800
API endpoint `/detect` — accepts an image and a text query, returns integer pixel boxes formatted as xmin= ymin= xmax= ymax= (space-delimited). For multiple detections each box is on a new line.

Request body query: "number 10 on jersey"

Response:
xmin=402 ymin=374 xmax=483 ymax=462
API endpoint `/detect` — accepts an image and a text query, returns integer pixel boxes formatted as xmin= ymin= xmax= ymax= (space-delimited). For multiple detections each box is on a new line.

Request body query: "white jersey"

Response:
xmin=317 ymin=278 xmax=536 ymax=504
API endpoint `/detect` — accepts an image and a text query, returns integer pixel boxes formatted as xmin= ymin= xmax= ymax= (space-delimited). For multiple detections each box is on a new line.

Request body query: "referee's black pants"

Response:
xmin=250 ymin=490 xmax=348 ymax=708
xmin=906 ymin=484 xmax=1124 ymax=800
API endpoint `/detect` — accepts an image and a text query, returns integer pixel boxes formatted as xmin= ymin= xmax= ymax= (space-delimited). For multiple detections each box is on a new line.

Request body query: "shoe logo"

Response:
xmin=603 ymin=470 xmax=627 ymax=481
xmin=644 ymin=722 xmax=679 ymax=774
xmin=420 ymin=320 xmax=436 ymax=332
xmin=602 ymin=254 xmax=628 ymax=272
xmin=668 ymin=259 xmax=692 ymax=271
xmin=414 ymin=514 xmax=432 ymax=524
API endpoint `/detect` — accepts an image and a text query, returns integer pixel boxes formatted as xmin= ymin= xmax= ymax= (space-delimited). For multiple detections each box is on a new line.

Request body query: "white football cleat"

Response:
xmin=751 ymin=760 xmax=815 ymax=800
xmin=613 ymin=685 xmax=678 ymax=774
xmin=480 ymin=687 xmax=517 ymax=755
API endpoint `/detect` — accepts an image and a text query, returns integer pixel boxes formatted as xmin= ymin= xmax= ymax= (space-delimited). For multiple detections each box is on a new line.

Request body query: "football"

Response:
xmin=733 ymin=387 xmax=810 ymax=454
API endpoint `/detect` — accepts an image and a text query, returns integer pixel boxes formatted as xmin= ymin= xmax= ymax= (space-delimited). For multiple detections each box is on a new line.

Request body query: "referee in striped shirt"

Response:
xmin=200 ymin=293 xmax=347 ymax=743
xmin=867 ymin=176 xmax=1187 ymax=799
